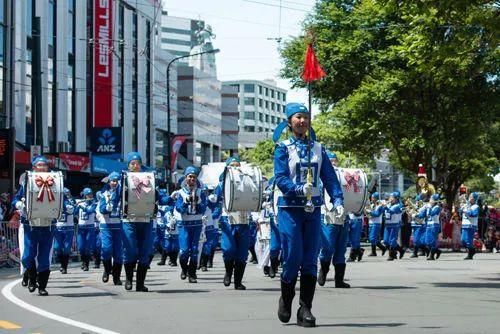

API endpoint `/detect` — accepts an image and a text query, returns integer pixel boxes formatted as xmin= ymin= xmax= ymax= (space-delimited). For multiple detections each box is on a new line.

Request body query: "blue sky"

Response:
xmin=163 ymin=0 xmax=317 ymax=109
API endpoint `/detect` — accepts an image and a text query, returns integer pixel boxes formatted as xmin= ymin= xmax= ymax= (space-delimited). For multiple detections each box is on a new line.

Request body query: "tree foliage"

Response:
xmin=280 ymin=0 xmax=499 ymax=206
xmin=239 ymin=140 xmax=275 ymax=177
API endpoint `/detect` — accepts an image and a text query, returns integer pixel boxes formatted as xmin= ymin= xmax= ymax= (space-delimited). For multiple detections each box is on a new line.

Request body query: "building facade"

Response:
xmin=222 ymin=80 xmax=287 ymax=149
xmin=221 ymin=85 xmax=239 ymax=155
xmin=160 ymin=12 xmax=202 ymax=62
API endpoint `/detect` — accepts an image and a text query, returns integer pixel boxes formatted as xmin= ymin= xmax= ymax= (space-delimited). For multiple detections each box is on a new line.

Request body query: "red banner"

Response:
xmin=59 ymin=153 xmax=91 ymax=173
xmin=94 ymin=0 xmax=113 ymax=127
xmin=171 ymin=136 xmax=187 ymax=172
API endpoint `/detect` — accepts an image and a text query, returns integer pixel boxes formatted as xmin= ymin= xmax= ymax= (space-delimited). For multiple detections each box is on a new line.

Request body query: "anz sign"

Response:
xmin=91 ymin=127 xmax=122 ymax=159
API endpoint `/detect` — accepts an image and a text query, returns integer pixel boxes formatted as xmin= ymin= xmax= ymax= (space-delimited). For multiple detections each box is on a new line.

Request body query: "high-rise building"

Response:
xmin=160 ymin=12 xmax=202 ymax=62
xmin=222 ymin=80 xmax=287 ymax=149
xmin=221 ymin=85 xmax=239 ymax=155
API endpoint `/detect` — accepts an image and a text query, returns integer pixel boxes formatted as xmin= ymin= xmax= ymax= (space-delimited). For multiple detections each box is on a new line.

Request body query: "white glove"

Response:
xmin=302 ymin=183 xmax=313 ymax=197
xmin=208 ymin=194 xmax=217 ymax=203
xmin=66 ymin=205 xmax=74 ymax=213
xmin=202 ymin=215 xmax=207 ymax=223
xmin=106 ymin=203 xmax=113 ymax=212
xmin=334 ymin=205 xmax=344 ymax=218
xmin=170 ymin=191 xmax=179 ymax=200
xmin=183 ymin=195 xmax=191 ymax=204
xmin=15 ymin=201 xmax=25 ymax=211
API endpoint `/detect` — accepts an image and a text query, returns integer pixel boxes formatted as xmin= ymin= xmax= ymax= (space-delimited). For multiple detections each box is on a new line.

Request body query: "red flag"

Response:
xmin=302 ymin=44 xmax=326 ymax=82
xmin=170 ymin=135 xmax=187 ymax=172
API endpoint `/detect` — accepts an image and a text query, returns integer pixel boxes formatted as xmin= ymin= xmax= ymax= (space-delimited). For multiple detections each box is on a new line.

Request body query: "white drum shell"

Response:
xmin=26 ymin=171 xmax=64 ymax=224
xmin=324 ymin=168 xmax=368 ymax=215
xmin=224 ymin=166 xmax=263 ymax=212
xmin=258 ymin=222 xmax=271 ymax=241
xmin=122 ymin=172 xmax=156 ymax=221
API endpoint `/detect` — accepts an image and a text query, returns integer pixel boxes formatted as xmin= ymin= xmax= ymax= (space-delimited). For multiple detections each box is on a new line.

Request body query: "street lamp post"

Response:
xmin=166 ymin=48 xmax=220 ymax=192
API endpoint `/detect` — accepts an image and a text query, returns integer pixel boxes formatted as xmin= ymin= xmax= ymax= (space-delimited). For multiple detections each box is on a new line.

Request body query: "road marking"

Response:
xmin=0 ymin=320 xmax=22 ymax=329
xmin=1 ymin=279 xmax=120 ymax=334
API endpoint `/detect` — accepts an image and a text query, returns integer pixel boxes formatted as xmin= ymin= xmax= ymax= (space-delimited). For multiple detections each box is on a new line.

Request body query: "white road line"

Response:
xmin=1 ymin=279 xmax=120 ymax=334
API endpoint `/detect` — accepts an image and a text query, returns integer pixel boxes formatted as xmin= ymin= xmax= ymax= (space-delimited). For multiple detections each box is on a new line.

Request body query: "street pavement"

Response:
xmin=1 ymin=251 xmax=499 ymax=334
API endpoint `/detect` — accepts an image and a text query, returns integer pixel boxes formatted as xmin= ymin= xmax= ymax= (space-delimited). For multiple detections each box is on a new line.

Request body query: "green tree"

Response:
xmin=280 ymin=0 xmax=499 ymax=207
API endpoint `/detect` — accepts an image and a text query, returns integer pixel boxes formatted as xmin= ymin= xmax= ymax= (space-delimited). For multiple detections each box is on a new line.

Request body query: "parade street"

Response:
xmin=0 ymin=251 xmax=499 ymax=334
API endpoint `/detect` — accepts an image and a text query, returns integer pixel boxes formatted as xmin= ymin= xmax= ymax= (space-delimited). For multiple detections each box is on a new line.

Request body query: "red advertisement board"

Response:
xmin=94 ymin=0 xmax=113 ymax=127
xmin=59 ymin=153 xmax=91 ymax=173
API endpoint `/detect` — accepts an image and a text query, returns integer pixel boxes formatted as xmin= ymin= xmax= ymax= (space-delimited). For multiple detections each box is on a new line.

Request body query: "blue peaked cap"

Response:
xmin=32 ymin=155 xmax=48 ymax=167
xmin=431 ymin=194 xmax=440 ymax=201
xmin=82 ymin=188 xmax=93 ymax=196
xmin=225 ymin=156 xmax=241 ymax=166
xmin=471 ymin=192 xmax=479 ymax=201
xmin=326 ymin=151 xmax=337 ymax=160
xmin=126 ymin=152 xmax=142 ymax=165
xmin=285 ymin=103 xmax=309 ymax=118
xmin=108 ymin=171 xmax=120 ymax=182
xmin=391 ymin=191 xmax=401 ymax=199
xmin=184 ymin=166 xmax=200 ymax=177
xmin=371 ymin=192 xmax=379 ymax=199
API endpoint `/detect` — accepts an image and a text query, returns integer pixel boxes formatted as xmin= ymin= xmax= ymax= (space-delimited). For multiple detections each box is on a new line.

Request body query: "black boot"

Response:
xmin=157 ymin=251 xmax=167 ymax=266
xmin=346 ymin=249 xmax=356 ymax=262
xmin=180 ymin=258 xmax=188 ymax=280
xmin=418 ymin=247 xmax=426 ymax=256
xmin=410 ymin=247 xmax=419 ymax=258
xmin=124 ymin=263 xmax=134 ymax=290
xmin=427 ymin=250 xmax=436 ymax=261
xmin=377 ymin=241 xmax=387 ymax=256
xmin=207 ymin=250 xmax=215 ymax=268
xmin=263 ymin=265 xmax=270 ymax=276
xmin=269 ymin=257 xmax=279 ymax=279
xmin=112 ymin=263 xmax=123 ymax=285
xmin=249 ymin=247 xmax=258 ymax=264
xmin=135 ymin=264 xmax=149 ymax=292
xmin=200 ymin=254 xmax=208 ymax=272
xmin=368 ymin=244 xmax=377 ymax=256
xmin=62 ymin=255 xmax=69 ymax=274
xmin=297 ymin=275 xmax=317 ymax=327
xmin=102 ymin=260 xmax=112 ymax=283
xmin=233 ymin=262 xmax=247 ymax=290
xmin=147 ymin=254 xmax=154 ymax=269
xmin=464 ymin=248 xmax=475 ymax=260
xmin=424 ymin=247 xmax=430 ymax=257
xmin=223 ymin=260 xmax=234 ymax=286
xmin=277 ymin=278 xmax=296 ymax=323
xmin=28 ymin=266 xmax=37 ymax=293
xmin=81 ymin=255 xmax=89 ymax=271
xmin=334 ymin=263 xmax=350 ymax=288
xmin=22 ymin=270 xmax=29 ymax=287
xmin=435 ymin=249 xmax=442 ymax=259
xmin=386 ymin=248 xmax=396 ymax=261
xmin=397 ymin=246 xmax=406 ymax=259
xmin=58 ymin=255 xmax=64 ymax=273
xmin=317 ymin=261 xmax=330 ymax=287
xmin=188 ymin=260 xmax=198 ymax=283
xmin=357 ymin=248 xmax=365 ymax=261
xmin=94 ymin=254 xmax=101 ymax=269
xmin=37 ymin=270 xmax=50 ymax=296
xmin=170 ymin=252 xmax=178 ymax=267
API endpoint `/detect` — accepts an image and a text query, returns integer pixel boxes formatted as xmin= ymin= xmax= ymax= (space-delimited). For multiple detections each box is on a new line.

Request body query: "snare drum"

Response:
xmin=121 ymin=172 xmax=156 ymax=221
xmin=324 ymin=168 xmax=368 ymax=215
xmin=223 ymin=165 xmax=263 ymax=212
xmin=26 ymin=171 xmax=64 ymax=224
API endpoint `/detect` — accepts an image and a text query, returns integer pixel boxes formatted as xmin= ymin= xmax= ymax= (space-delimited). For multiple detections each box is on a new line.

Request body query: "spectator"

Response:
xmin=484 ymin=227 xmax=497 ymax=253
xmin=450 ymin=211 xmax=462 ymax=252
xmin=473 ymin=232 xmax=483 ymax=252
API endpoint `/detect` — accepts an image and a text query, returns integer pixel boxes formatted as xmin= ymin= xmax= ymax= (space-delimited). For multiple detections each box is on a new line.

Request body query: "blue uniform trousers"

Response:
xmin=319 ymin=217 xmax=348 ymax=265
xmin=278 ymin=207 xmax=321 ymax=283
xmin=154 ymin=226 xmax=166 ymax=252
xmin=22 ymin=223 xmax=56 ymax=272
xmin=348 ymin=220 xmax=362 ymax=249
xmin=100 ymin=224 xmax=123 ymax=264
xmin=412 ymin=225 xmax=425 ymax=247
xmin=163 ymin=235 xmax=180 ymax=253
xmin=383 ymin=224 xmax=400 ymax=248
xmin=220 ymin=217 xmax=250 ymax=263
xmin=77 ymin=226 xmax=95 ymax=257
xmin=202 ymin=226 xmax=219 ymax=256
xmin=54 ymin=227 xmax=74 ymax=256
xmin=368 ymin=223 xmax=382 ymax=246
xmin=461 ymin=227 xmax=475 ymax=249
xmin=178 ymin=224 xmax=203 ymax=263
xmin=270 ymin=220 xmax=281 ymax=259
xmin=424 ymin=225 xmax=440 ymax=250
xmin=121 ymin=222 xmax=153 ymax=265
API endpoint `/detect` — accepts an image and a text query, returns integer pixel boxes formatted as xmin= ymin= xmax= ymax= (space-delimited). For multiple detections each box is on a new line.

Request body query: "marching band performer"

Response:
xmin=216 ymin=157 xmax=252 ymax=290
xmin=424 ymin=194 xmax=442 ymax=260
xmin=366 ymin=192 xmax=386 ymax=256
xmin=268 ymin=178 xmax=281 ymax=279
xmin=76 ymin=188 xmax=97 ymax=272
xmin=155 ymin=196 xmax=168 ymax=266
xmin=248 ymin=218 xmax=259 ymax=264
xmin=174 ymin=166 xmax=207 ymax=283
xmin=163 ymin=204 xmax=180 ymax=266
xmin=317 ymin=151 xmax=350 ymax=289
xmin=122 ymin=152 xmax=170 ymax=292
xmin=383 ymin=191 xmax=405 ymax=261
xmin=461 ymin=192 xmax=480 ymax=260
xmin=274 ymin=103 xmax=344 ymax=327
xmin=54 ymin=188 xmax=76 ymax=274
xmin=98 ymin=172 xmax=123 ymax=285
xmin=93 ymin=191 xmax=103 ymax=269
xmin=409 ymin=195 xmax=427 ymax=258
xmin=12 ymin=156 xmax=57 ymax=296
xmin=347 ymin=212 xmax=364 ymax=262
xmin=199 ymin=186 xmax=219 ymax=272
